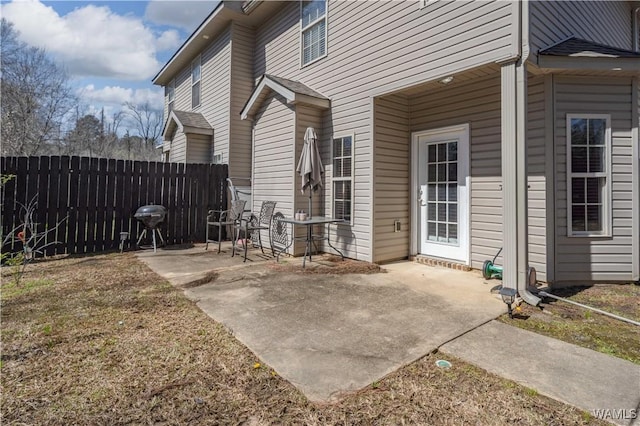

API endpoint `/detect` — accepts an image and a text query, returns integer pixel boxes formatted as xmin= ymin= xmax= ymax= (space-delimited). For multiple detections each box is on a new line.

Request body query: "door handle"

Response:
xmin=419 ymin=189 xmax=427 ymax=206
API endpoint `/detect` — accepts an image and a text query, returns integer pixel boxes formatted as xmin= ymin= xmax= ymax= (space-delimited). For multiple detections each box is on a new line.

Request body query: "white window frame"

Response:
xmin=300 ymin=0 xmax=328 ymax=68
xmin=332 ymin=132 xmax=354 ymax=224
xmin=191 ymin=56 xmax=201 ymax=109
xmin=566 ymin=113 xmax=611 ymax=237
xmin=167 ymin=78 xmax=175 ymax=114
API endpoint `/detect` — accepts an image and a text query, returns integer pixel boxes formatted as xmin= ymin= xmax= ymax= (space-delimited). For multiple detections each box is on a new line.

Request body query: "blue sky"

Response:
xmin=1 ymin=0 xmax=218 ymax=125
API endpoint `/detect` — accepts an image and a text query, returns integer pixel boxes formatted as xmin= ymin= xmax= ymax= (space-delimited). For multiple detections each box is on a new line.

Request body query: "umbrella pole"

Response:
xmin=308 ymin=192 xmax=312 ymax=219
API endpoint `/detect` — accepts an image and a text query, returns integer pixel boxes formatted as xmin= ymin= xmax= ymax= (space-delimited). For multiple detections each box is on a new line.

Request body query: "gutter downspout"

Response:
xmin=516 ymin=0 xmax=541 ymax=306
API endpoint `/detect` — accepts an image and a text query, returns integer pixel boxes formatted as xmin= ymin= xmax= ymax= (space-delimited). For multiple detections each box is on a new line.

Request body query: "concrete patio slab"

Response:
xmin=138 ymin=245 xmax=506 ymax=401
xmin=136 ymin=242 xmax=271 ymax=287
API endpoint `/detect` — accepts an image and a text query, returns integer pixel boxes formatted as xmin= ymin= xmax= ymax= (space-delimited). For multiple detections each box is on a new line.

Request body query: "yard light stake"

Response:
xmin=499 ymin=287 xmax=517 ymax=319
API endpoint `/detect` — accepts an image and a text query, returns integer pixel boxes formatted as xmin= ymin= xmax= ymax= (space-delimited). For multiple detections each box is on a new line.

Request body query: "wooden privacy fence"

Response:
xmin=1 ymin=156 xmax=228 ymax=256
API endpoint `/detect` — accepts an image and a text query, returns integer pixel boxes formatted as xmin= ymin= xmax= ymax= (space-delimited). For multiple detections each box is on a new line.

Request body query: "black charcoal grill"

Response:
xmin=134 ymin=205 xmax=167 ymax=252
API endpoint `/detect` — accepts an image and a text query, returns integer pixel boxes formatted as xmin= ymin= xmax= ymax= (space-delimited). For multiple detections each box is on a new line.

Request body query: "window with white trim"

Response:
xmin=167 ymin=78 xmax=175 ymax=114
xmin=566 ymin=114 xmax=611 ymax=236
xmin=332 ymin=134 xmax=353 ymax=222
xmin=301 ymin=0 xmax=327 ymax=66
xmin=191 ymin=56 xmax=201 ymax=109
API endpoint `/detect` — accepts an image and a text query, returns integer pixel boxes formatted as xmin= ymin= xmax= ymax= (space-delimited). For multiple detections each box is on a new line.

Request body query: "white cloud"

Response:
xmin=156 ymin=29 xmax=181 ymax=51
xmin=1 ymin=0 xmax=178 ymax=81
xmin=144 ymin=0 xmax=218 ymax=32
xmin=79 ymin=84 xmax=163 ymax=108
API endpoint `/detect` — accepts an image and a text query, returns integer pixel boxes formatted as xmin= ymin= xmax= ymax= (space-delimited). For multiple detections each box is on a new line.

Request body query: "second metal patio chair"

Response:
xmin=205 ymin=199 xmax=246 ymax=253
xmin=233 ymin=201 xmax=277 ymax=262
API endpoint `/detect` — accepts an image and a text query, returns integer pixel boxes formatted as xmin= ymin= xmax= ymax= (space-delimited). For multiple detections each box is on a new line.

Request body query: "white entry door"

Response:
xmin=413 ymin=125 xmax=469 ymax=263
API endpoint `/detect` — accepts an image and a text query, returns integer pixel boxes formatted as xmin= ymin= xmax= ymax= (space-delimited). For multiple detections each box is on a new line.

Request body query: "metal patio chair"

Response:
xmin=205 ymin=199 xmax=246 ymax=253
xmin=227 ymin=177 xmax=252 ymax=219
xmin=233 ymin=201 xmax=277 ymax=262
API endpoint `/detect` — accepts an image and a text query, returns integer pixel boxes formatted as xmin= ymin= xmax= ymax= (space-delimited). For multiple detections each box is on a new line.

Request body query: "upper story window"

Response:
xmin=191 ymin=56 xmax=201 ymax=109
xmin=332 ymin=134 xmax=353 ymax=223
xmin=566 ymin=114 xmax=611 ymax=237
xmin=301 ymin=0 xmax=327 ymax=67
xmin=167 ymin=79 xmax=175 ymax=114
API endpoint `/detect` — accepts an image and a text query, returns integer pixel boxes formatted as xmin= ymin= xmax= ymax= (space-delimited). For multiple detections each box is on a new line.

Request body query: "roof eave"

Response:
xmin=152 ymin=3 xmax=237 ymax=86
xmin=241 ymin=76 xmax=330 ymax=120
xmin=537 ymin=55 xmax=640 ymax=72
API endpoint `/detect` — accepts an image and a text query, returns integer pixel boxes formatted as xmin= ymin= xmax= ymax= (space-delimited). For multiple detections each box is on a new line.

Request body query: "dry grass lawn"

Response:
xmin=498 ymin=284 xmax=640 ymax=365
xmin=2 ymin=253 xmax=603 ymax=425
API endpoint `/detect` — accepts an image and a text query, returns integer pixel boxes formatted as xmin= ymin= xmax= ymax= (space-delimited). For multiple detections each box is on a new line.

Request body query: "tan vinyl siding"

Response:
xmin=172 ymin=67 xmax=192 ymax=112
xmin=409 ymin=74 xmax=503 ymax=270
xmin=529 ymin=1 xmax=633 ymax=54
xmin=253 ymin=93 xmax=295 ymax=235
xmin=169 ymin=132 xmax=187 ymax=163
xmin=527 ymin=75 xmax=547 ymax=281
xmin=254 ymin=0 xmax=515 ymax=261
xmin=373 ymin=94 xmax=410 ymax=263
xmin=200 ymin=26 xmax=231 ymax=165
xmin=554 ymin=76 xmax=634 ymax=282
xmin=229 ymin=23 xmax=255 ymax=178
xmin=164 ymin=67 xmax=191 ymax=157
xmin=186 ymin=134 xmax=212 ymax=164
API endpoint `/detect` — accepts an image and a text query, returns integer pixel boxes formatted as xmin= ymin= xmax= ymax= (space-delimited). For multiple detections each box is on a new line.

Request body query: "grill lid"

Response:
xmin=134 ymin=205 xmax=167 ymax=217
xmin=134 ymin=205 xmax=167 ymax=228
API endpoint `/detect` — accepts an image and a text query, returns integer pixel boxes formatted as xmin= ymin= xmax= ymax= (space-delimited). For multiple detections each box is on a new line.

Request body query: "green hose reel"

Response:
xmin=482 ymin=247 xmax=504 ymax=280
xmin=482 ymin=259 xmax=503 ymax=280
xmin=482 ymin=247 xmax=538 ymax=286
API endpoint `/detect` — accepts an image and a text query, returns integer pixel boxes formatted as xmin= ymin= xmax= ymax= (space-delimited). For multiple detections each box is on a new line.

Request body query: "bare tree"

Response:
xmin=1 ymin=19 xmax=76 ymax=156
xmin=124 ymin=101 xmax=163 ymax=148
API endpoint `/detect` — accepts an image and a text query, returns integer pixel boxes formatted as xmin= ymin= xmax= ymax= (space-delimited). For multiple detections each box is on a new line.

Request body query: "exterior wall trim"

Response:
xmin=369 ymin=96 xmax=376 ymax=262
xmin=544 ymin=74 xmax=556 ymax=283
xmin=632 ymin=77 xmax=639 ymax=281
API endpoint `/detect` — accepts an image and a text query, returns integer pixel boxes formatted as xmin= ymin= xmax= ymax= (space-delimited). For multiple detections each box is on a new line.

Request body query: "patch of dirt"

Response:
xmin=1 ymin=253 xmax=603 ymax=425
xmin=499 ymin=284 xmax=640 ymax=364
xmin=180 ymin=271 xmax=220 ymax=288
xmin=267 ymin=254 xmax=385 ymax=275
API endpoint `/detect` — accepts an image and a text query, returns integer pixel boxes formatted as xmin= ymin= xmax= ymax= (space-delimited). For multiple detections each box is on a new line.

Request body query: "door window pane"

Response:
xmin=448 ymin=184 xmax=457 ymax=202
xmin=428 ymin=203 xmax=436 ymax=221
xmin=428 ymin=144 xmax=436 ymax=163
xmin=448 ymin=224 xmax=458 ymax=243
xmin=428 ymin=165 xmax=436 ymax=181
xmin=448 ymin=163 xmax=457 ymax=182
xmin=427 ymin=184 xmax=436 ymax=201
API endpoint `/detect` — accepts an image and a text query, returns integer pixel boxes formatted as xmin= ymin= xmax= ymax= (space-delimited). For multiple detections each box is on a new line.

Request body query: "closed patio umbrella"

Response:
xmin=296 ymin=127 xmax=324 ymax=218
